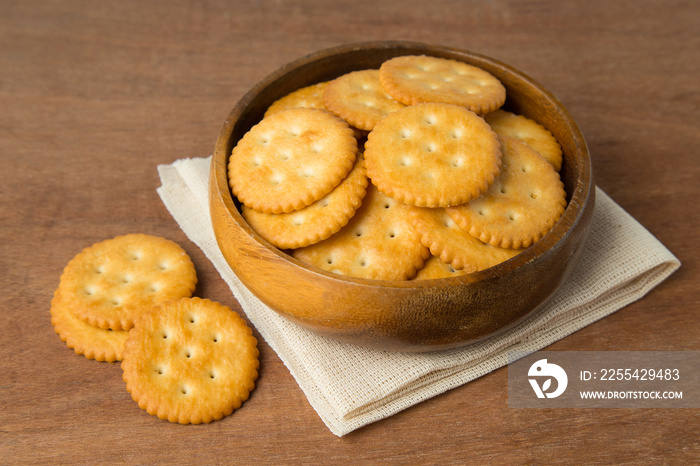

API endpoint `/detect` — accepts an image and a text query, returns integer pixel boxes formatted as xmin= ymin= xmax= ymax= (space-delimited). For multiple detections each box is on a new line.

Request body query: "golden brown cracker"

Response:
xmin=413 ymin=255 xmax=469 ymax=280
xmin=264 ymin=81 xmax=329 ymax=118
xmin=323 ymin=69 xmax=405 ymax=131
xmin=484 ymin=109 xmax=563 ymax=171
xmin=228 ymin=107 xmax=358 ymax=214
xmin=121 ymin=297 xmax=259 ymax=424
xmin=408 ymin=205 xmax=520 ymax=272
xmin=364 ymin=103 xmax=502 ymax=207
xmin=50 ymin=288 xmax=129 ymax=362
xmin=58 ymin=234 xmax=197 ymax=331
xmin=242 ymin=157 xmax=368 ymax=249
xmin=447 ymin=135 xmax=567 ymax=249
xmin=293 ymin=184 xmax=430 ymax=280
xmin=379 ymin=55 xmax=506 ymax=114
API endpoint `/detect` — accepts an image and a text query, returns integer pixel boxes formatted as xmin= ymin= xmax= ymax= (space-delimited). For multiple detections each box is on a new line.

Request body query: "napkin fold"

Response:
xmin=157 ymin=156 xmax=680 ymax=437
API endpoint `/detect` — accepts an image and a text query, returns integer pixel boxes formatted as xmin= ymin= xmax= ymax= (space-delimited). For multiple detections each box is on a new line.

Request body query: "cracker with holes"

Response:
xmin=379 ymin=55 xmax=506 ymax=115
xmin=413 ymin=255 xmax=470 ymax=280
xmin=229 ymin=108 xmax=358 ymax=214
xmin=121 ymin=297 xmax=259 ymax=424
xmin=323 ymin=69 xmax=406 ymax=131
xmin=263 ymin=81 xmax=329 ymax=118
xmin=50 ymin=288 xmax=129 ymax=362
xmin=364 ymin=102 xmax=502 ymax=208
xmin=293 ymin=184 xmax=430 ymax=280
xmin=484 ymin=109 xmax=563 ymax=171
xmin=408 ymin=205 xmax=521 ymax=272
xmin=56 ymin=234 xmax=197 ymax=331
xmin=242 ymin=156 xmax=368 ymax=249
xmin=447 ymin=135 xmax=567 ymax=249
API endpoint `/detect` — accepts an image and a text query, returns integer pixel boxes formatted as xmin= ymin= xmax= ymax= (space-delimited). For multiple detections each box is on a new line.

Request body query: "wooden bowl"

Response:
xmin=209 ymin=41 xmax=595 ymax=352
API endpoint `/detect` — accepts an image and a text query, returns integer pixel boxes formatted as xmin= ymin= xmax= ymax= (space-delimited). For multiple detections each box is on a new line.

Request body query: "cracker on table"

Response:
xmin=412 ymin=255 xmax=469 ymax=280
xmin=121 ymin=297 xmax=259 ymax=424
xmin=484 ymin=109 xmax=563 ymax=171
xmin=364 ymin=102 xmax=502 ymax=208
xmin=58 ymin=234 xmax=198 ymax=331
xmin=408 ymin=205 xmax=521 ymax=273
xmin=379 ymin=55 xmax=506 ymax=114
xmin=323 ymin=69 xmax=405 ymax=131
xmin=293 ymin=184 xmax=430 ymax=280
xmin=50 ymin=288 xmax=129 ymax=362
xmin=446 ymin=135 xmax=567 ymax=249
xmin=228 ymin=107 xmax=358 ymax=214
xmin=242 ymin=156 xmax=368 ymax=249
xmin=263 ymin=81 xmax=329 ymax=118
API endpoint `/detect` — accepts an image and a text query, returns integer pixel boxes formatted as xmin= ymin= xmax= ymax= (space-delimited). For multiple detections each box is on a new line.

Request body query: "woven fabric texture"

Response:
xmin=157 ymin=156 xmax=679 ymax=436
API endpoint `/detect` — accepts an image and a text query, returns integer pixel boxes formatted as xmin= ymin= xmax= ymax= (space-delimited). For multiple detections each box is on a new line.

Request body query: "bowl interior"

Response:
xmin=210 ymin=41 xmax=594 ymax=351
xmin=215 ymin=41 xmax=591 ymax=285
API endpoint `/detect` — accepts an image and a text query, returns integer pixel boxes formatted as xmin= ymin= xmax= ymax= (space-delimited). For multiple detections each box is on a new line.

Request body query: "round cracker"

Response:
xmin=58 ymin=234 xmax=198 ymax=331
xmin=408 ymin=205 xmax=521 ymax=273
xmin=484 ymin=109 xmax=563 ymax=171
xmin=50 ymin=289 xmax=129 ymax=362
xmin=323 ymin=69 xmax=405 ymax=131
xmin=293 ymin=184 xmax=430 ymax=280
xmin=379 ymin=55 xmax=506 ymax=114
xmin=228 ymin=107 xmax=358 ymax=214
xmin=121 ymin=297 xmax=259 ymax=424
xmin=364 ymin=102 xmax=502 ymax=208
xmin=446 ymin=135 xmax=567 ymax=249
xmin=263 ymin=81 xmax=329 ymax=118
xmin=242 ymin=156 xmax=368 ymax=249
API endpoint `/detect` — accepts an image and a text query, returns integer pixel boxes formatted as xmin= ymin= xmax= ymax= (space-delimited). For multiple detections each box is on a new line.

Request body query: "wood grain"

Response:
xmin=1 ymin=0 xmax=698 ymax=463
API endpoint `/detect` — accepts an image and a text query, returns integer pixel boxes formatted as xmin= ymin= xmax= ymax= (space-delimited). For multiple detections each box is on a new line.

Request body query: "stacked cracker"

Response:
xmin=228 ymin=55 xmax=566 ymax=281
xmin=51 ymin=234 xmax=259 ymax=424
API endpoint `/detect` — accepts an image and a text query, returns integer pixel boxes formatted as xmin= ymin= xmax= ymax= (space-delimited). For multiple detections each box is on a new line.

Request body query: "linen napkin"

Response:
xmin=157 ymin=156 xmax=680 ymax=437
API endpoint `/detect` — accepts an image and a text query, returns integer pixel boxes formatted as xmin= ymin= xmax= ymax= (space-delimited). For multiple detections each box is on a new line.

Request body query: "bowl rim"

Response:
xmin=212 ymin=40 xmax=593 ymax=290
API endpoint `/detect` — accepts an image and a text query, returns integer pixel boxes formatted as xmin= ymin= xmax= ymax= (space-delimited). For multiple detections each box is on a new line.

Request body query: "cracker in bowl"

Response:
xmin=242 ymin=156 xmax=368 ymax=249
xmin=446 ymin=135 xmax=567 ymax=249
xmin=228 ymin=107 xmax=358 ymax=214
xmin=323 ymin=69 xmax=406 ymax=131
xmin=408 ymin=205 xmax=520 ymax=273
xmin=263 ymin=81 xmax=329 ymax=118
xmin=364 ymin=102 xmax=502 ymax=208
xmin=379 ymin=55 xmax=506 ymax=114
xmin=293 ymin=184 xmax=430 ymax=280
xmin=484 ymin=109 xmax=563 ymax=171
xmin=412 ymin=255 xmax=469 ymax=280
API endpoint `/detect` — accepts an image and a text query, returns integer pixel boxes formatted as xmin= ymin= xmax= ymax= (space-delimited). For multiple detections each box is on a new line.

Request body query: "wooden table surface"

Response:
xmin=2 ymin=0 xmax=698 ymax=463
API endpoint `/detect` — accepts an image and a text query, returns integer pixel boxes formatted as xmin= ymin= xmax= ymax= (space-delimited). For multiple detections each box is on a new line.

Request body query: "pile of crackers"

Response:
xmin=229 ymin=55 xmax=567 ymax=281
xmin=51 ymin=234 xmax=259 ymax=424
xmin=49 ymin=53 xmax=568 ymax=425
